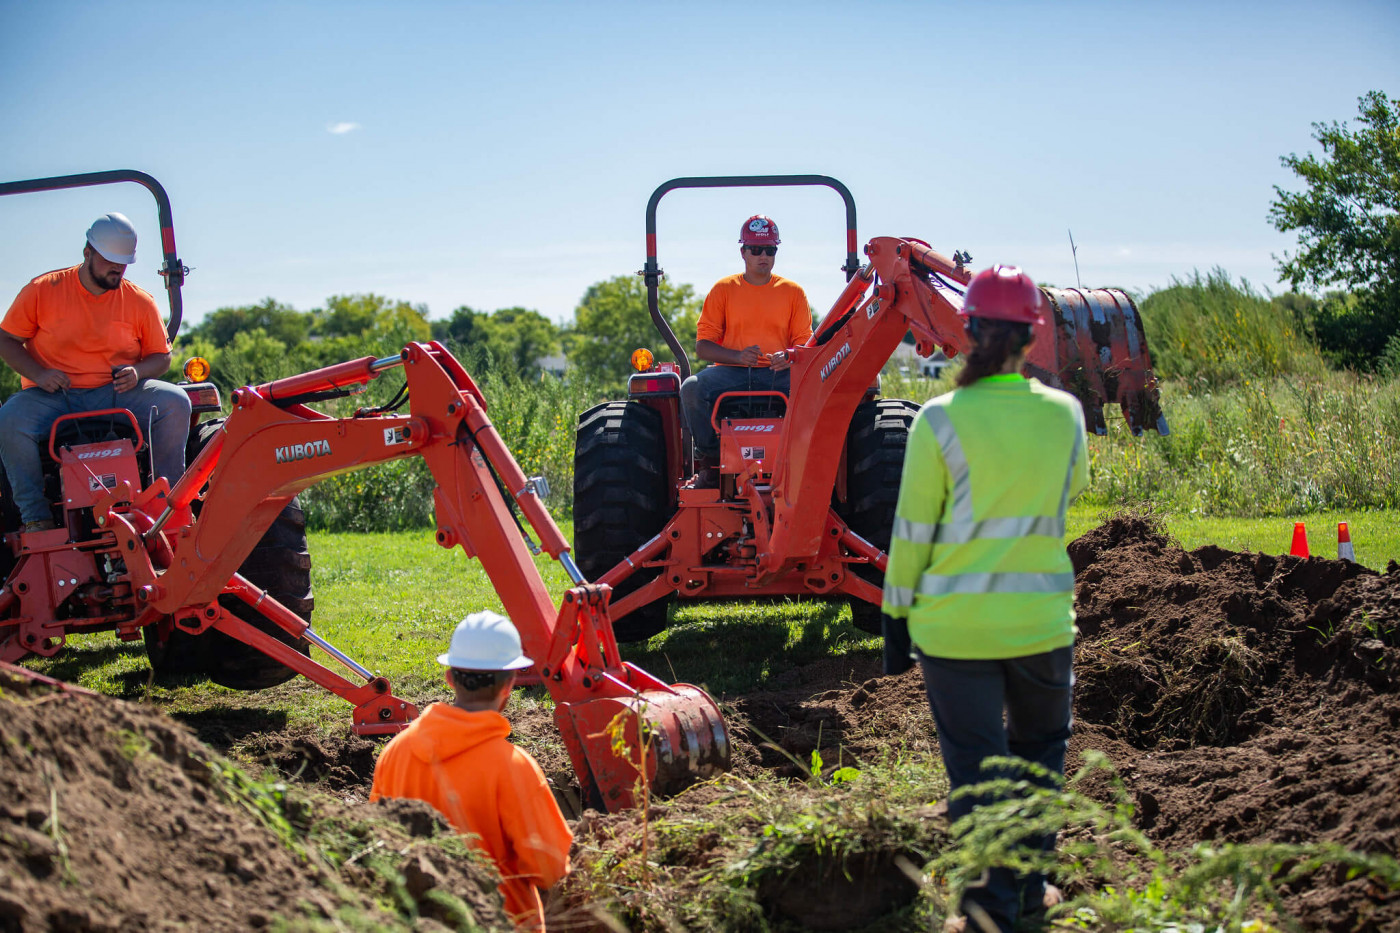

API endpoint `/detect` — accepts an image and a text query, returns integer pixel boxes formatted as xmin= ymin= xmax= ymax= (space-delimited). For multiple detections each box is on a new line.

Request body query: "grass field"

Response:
xmin=29 ymin=507 xmax=1396 ymax=735
xmin=18 ymin=506 xmax=1399 ymax=930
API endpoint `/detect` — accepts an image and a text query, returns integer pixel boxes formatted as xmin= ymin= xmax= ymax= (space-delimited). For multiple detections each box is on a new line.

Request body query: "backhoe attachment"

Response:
xmin=865 ymin=237 xmax=1168 ymax=436
xmin=133 ymin=341 xmax=731 ymax=810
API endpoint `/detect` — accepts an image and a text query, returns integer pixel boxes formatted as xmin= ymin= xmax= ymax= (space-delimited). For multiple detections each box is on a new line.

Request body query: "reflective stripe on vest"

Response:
xmin=923 ymin=406 xmax=973 ymax=524
xmin=1058 ymin=418 xmax=1087 ymax=516
xmin=895 ymin=514 xmax=1065 ymax=546
xmin=885 ymin=585 xmax=915 ymax=609
xmin=916 ymin=571 xmax=1076 ymax=596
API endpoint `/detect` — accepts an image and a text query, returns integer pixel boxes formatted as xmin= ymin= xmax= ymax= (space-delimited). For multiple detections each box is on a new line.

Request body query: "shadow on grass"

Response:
xmin=24 ymin=640 xmax=148 ymax=691
xmin=620 ymin=599 xmax=878 ymax=696
xmin=175 ymin=705 xmax=290 ymax=751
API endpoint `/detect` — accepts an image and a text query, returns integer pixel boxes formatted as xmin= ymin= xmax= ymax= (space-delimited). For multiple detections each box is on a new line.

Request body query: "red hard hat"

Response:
xmin=739 ymin=215 xmax=781 ymax=246
xmin=960 ymin=265 xmax=1044 ymax=325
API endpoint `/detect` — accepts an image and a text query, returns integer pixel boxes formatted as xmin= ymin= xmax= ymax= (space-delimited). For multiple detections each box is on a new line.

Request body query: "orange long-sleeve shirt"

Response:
xmin=2 ymin=266 xmax=170 ymax=390
xmin=369 ymin=703 xmax=573 ymax=929
xmin=697 ymin=274 xmax=812 ymax=365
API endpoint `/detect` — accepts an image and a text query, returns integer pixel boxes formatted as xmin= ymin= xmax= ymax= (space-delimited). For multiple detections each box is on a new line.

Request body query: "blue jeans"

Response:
xmin=679 ymin=365 xmax=790 ymax=459
xmin=919 ymin=646 xmax=1074 ymax=932
xmin=0 ymin=381 xmax=191 ymax=524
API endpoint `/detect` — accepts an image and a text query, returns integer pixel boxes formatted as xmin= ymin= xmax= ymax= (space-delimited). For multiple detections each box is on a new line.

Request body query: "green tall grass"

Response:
xmin=282 ymin=268 xmax=1396 ymax=530
xmin=298 ymin=365 xmax=1399 ymax=529
xmin=299 ymin=362 xmax=602 ymax=531
xmin=1138 ymin=270 xmax=1326 ymax=387
xmin=1085 ymin=372 xmax=1400 ymax=515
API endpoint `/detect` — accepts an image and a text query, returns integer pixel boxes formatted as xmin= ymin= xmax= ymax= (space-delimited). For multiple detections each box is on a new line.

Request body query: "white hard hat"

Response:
xmin=437 ymin=610 xmax=533 ymax=671
xmin=86 ymin=212 xmax=138 ymax=264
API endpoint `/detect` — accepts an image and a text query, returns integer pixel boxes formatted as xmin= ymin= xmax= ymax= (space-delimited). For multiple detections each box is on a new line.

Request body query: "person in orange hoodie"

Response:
xmin=370 ymin=611 xmax=573 ymax=929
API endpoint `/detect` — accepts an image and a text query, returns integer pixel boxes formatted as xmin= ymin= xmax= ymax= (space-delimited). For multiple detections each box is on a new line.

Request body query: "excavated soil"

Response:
xmin=560 ymin=516 xmax=1400 ymax=931
xmin=3 ymin=515 xmax=1398 ymax=931
xmin=0 ymin=671 xmax=512 ymax=932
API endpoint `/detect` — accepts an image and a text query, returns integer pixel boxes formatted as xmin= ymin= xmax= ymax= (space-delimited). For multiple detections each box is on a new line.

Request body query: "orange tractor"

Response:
xmin=574 ymin=175 xmax=1167 ymax=640
xmin=0 ymin=171 xmax=728 ymax=812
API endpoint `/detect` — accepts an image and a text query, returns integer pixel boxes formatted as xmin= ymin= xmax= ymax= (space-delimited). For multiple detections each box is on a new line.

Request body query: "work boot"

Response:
xmin=22 ymin=519 xmax=58 ymax=533
xmin=690 ymin=455 xmax=720 ymax=489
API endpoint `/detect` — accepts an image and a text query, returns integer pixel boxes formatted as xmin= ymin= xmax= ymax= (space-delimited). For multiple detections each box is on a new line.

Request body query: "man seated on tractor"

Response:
xmin=370 ymin=611 xmax=573 ymax=930
xmin=0 ymin=213 xmax=191 ymax=532
xmin=679 ymin=214 xmax=813 ymax=487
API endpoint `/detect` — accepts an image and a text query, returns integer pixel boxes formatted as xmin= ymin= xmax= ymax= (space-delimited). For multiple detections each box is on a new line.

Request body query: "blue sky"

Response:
xmin=2 ymin=0 xmax=1396 ymax=331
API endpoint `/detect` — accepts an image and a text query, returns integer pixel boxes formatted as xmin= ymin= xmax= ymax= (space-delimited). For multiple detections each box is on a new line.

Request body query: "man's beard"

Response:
xmin=85 ymin=257 xmax=123 ymax=291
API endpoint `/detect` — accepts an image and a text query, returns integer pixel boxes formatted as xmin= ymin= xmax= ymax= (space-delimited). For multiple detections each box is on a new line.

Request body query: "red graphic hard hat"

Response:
xmin=739 ymin=215 xmax=781 ymax=246
xmin=960 ymin=265 xmax=1045 ymax=325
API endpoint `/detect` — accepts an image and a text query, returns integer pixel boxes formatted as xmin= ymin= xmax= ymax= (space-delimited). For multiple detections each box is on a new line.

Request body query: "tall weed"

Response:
xmin=1085 ymin=372 xmax=1400 ymax=515
xmin=297 ymin=356 xmax=602 ymax=531
xmin=1139 ymin=270 xmax=1326 ymax=387
xmin=933 ymin=753 xmax=1400 ymax=931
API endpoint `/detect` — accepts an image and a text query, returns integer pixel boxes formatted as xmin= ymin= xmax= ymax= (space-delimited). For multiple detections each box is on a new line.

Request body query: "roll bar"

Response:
xmin=0 ymin=170 xmax=187 ymax=341
xmin=641 ymin=175 xmax=858 ymax=380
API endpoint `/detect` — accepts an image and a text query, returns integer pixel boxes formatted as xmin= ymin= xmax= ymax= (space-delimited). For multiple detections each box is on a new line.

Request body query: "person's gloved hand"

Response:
xmin=882 ymin=613 xmax=913 ymax=676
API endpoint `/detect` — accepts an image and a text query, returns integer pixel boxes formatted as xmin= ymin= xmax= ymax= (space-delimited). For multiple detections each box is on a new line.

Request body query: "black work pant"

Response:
xmin=919 ymin=646 xmax=1074 ymax=932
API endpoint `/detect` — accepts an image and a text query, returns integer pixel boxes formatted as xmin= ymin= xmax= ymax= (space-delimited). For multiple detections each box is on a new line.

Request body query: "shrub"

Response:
xmin=1084 ymin=371 xmax=1400 ymax=515
xmin=298 ymin=356 xmax=603 ymax=532
xmin=1139 ymin=270 xmax=1326 ymax=388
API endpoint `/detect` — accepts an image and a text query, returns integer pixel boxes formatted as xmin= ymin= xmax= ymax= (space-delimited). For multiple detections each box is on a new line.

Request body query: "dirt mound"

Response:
xmin=236 ymin=727 xmax=381 ymax=797
xmin=0 ymin=670 xmax=512 ymax=932
xmin=5 ymin=515 xmax=1398 ymax=931
xmin=697 ymin=516 xmax=1399 ymax=930
xmin=1068 ymin=516 xmax=1400 ymax=930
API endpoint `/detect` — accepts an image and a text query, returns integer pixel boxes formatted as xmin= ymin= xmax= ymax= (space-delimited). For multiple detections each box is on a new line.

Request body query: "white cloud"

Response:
xmin=326 ymin=121 xmax=361 ymax=135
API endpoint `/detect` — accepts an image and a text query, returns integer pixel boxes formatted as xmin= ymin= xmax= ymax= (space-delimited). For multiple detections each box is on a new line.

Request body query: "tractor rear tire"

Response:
xmin=841 ymin=398 xmax=921 ymax=635
xmin=144 ymin=419 xmax=313 ymax=689
xmin=573 ymin=401 xmax=673 ymax=643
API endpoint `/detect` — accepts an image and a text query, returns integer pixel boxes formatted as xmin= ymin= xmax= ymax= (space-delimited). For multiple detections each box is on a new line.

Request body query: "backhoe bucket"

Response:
xmin=1031 ymin=287 xmax=1168 ymax=436
xmin=554 ymin=681 xmax=730 ymax=812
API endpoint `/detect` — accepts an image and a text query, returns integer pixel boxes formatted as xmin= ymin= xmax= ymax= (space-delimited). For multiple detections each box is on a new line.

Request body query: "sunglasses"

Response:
xmin=745 ymin=245 xmax=777 ymax=256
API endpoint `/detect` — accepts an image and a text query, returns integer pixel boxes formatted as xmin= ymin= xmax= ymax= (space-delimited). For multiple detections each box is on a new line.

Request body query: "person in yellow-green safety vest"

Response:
xmin=881 ymin=265 xmax=1088 ymax=933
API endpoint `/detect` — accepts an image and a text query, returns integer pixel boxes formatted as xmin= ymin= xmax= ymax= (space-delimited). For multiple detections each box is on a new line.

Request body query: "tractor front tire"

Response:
xmin=144 ymin=419 xmax=313 ymax=689
xmin=842 ymin=398 xmax=921 ymax=635
xmin=573 ymin=401 xmax=673 ymax=643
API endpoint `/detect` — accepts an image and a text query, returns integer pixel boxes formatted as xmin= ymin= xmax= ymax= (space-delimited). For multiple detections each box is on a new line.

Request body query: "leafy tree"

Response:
xmin=491 ymin=306 xmax=562 ymax=374
xmin=187 ymin=298 xmax=311 ymax=348
xmin=1270 ymin=91 xmax=1400 ymax=370
xmin=433 ymin=305 xmax=562 ymax=375
xmin=569 ymin=275 xmax=701 ymax=388
xmin=433 ymin=305 xmax=493 ymax=351
xmin=313 ymin=294 xmax=432 ymax=343
xmin=212 ymin=328 xmax=304 ymax=394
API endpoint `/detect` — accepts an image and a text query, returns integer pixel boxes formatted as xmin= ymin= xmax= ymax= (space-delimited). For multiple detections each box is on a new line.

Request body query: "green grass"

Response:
xmin=1137 ymin=270 xmax=1326 ymax=387
xmin=1067 ymin=505 xmax=1398 ymax=570
xmin=28 ymin=508 xmax=1397 ymax=736
xmin=17 ymin=509 xmax=1399 ymax=931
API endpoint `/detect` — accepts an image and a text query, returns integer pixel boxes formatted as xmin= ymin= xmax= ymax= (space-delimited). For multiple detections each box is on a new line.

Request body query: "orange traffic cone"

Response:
xmin=1337 ymin=522 xmax=1355 ymax=562
xmin=1289 ymin=522 xmax=1310 ymax=558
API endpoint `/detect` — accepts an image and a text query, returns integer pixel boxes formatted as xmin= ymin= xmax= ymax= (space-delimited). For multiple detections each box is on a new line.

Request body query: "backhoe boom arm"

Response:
xmin=126 ymin=341 xmax=728 ymax=810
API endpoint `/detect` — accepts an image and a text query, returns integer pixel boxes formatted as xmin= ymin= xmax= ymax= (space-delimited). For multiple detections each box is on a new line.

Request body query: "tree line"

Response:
xmin=165 ymin=276 xmax=702 ymax=398
xmin=0 ymin=91 xmax=1390 ymax=403
xmin=169 ymin=88 xmax=1395 ymax=394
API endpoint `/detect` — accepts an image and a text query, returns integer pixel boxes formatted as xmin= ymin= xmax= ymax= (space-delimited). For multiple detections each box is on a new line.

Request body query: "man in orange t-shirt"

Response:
xmin=0 ymin=213 xmax=190 ymax=531
xmin=679 ymin=214 xmax=812 ymax=486
xmin=370 ymin=611 xmax=573 ymax=930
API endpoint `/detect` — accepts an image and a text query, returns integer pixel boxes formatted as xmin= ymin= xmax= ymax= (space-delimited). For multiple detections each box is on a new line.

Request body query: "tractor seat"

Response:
xmin=48 ymin=410 xmax=145 ymax=466
xmin=714 ymin=392 xmax=788 ymax=423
